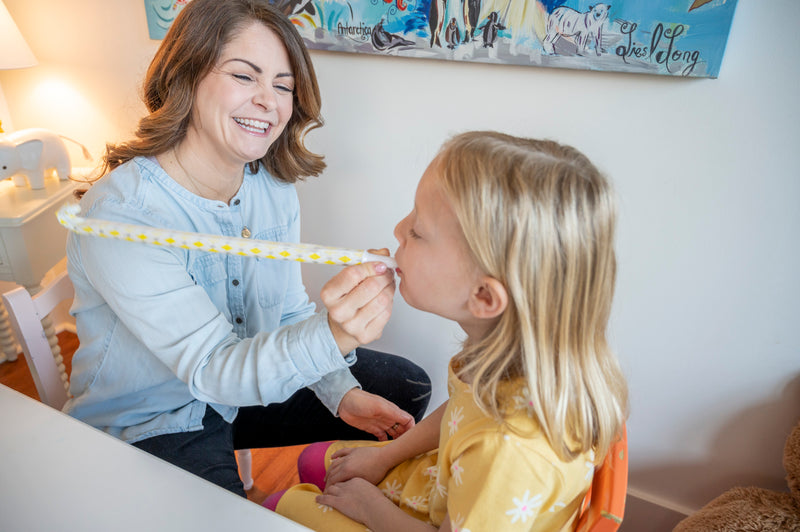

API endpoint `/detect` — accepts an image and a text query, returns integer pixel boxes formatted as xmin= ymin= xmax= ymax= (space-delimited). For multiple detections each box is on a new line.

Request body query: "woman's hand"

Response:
xmin=325 ymin=445 xmax=393 ymax=486
xmin=338 ymin=388 xmax=415 ymax=441
xmin=322 ymin=249 xmax=395 ymax=355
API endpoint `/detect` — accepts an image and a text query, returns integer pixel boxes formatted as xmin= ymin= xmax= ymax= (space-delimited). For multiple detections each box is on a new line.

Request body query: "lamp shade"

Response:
xmin=0 ymin=1 xmax=37 ymax=69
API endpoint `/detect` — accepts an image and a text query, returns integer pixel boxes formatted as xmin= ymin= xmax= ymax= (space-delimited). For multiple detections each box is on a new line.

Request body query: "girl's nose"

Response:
xmin=393 ymin=217 xmax=406 ymax=244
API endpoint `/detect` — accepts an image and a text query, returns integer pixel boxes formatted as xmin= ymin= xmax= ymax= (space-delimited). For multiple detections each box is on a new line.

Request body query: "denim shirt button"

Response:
xmin=235 ymin=317 xmax=243 ymax=324
xmin=232 ymin=279 xmax=240 ymax=286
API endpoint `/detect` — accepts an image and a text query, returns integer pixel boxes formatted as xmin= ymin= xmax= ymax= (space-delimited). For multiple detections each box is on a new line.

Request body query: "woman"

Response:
xmin=65 ymin=0 xmax=430 ymax=497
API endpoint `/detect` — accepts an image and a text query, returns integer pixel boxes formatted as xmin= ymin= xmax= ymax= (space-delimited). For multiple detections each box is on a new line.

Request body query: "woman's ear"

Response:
xmin=468 ymin=276 xmax=508 ymax=320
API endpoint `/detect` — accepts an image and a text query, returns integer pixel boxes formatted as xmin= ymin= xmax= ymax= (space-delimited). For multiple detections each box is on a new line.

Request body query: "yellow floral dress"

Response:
xmin=276 ymin=362 xmax=593 ymax=531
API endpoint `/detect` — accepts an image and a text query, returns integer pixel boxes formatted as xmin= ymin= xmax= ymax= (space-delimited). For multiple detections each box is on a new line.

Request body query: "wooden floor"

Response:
xmin=0 ymin=331 xmax=304 ymax=505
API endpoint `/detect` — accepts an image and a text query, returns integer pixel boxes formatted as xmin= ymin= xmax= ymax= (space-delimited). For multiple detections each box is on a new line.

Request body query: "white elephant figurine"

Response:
xmin=0 ymin=128 xmax=71 ymax=189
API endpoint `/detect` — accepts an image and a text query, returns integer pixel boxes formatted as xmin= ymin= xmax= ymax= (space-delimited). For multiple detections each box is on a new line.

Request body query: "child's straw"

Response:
xmin=56 ymin=204 xmax=397 ymax=269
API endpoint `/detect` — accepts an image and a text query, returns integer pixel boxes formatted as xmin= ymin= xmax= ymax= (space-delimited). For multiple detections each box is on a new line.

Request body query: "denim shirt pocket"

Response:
xmin=188 ymin=253 xmax=229 ymax=309
xmin=253 ymin=225 xmax=291 ymax=309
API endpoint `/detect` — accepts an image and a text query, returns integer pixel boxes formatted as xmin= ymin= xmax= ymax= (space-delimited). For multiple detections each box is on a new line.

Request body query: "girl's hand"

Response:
xmin=338 ymin=388 xmax=415 ymax=442
xmin=321 ymin=252 xmax=395 ymax=355
xmin=316 ymin=478 xmax=393 ymax=526
xmin=325 ymin=445 xmax=394 ymax=486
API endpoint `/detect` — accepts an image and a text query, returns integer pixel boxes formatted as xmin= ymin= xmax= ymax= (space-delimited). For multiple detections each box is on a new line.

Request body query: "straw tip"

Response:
xmin=362 ymin=252 xmax=398 ymax=270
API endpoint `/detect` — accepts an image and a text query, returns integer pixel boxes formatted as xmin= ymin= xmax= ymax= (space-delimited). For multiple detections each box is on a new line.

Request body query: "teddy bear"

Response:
xmin=673 ymin=420 xmax=800 ymax=531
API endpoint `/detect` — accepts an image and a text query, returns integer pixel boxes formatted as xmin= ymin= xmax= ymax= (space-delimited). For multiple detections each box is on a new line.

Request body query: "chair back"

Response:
xmin=575 ymin=424 xmax=628 ymax=532
xmin=2 ymin=271 xmax=74 ymax=409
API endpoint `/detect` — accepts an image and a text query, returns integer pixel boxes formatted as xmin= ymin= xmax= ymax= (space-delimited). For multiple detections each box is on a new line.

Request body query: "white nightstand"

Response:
xmin=0 ymin=174 xmax=83 ymax=363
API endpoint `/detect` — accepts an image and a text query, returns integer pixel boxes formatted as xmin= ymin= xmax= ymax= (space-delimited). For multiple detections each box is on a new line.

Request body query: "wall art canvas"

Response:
xmin=144 ymin=0 xmax=738 ymax=78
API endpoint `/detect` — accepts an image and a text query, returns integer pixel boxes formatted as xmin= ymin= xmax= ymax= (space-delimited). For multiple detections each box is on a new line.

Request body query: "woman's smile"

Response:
xmin=233 ymin=117 xmax=272 ymax=135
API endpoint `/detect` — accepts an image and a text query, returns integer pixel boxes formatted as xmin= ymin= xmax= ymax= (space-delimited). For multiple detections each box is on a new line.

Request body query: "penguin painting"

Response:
xmin=429 ymin=0 xmax=447 ymax=47
xmin=371 ymin=20 xmax=415 ymax=51
xmin=273 ymin=0 xmax=315 ymax=17
xmin=462 ymin=0 xmax=481 ymax=42
xmin=445 ymin=18 xmax=460 ymax=50
xmin=479 ymin=11 xmax=505 ymax=48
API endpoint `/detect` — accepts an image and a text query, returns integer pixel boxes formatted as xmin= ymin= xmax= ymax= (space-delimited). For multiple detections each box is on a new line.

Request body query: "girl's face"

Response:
xmin=394 ymin=161 xmax=484 ymax=332
xmin=187 ymin=21 xmax=294 ymax=171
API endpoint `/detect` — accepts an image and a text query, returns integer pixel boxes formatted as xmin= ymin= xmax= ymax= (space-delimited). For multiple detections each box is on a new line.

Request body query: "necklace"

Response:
xmin=172 ymin=149 xmax=251 ymax=238
xmin=239 ymin=198 xmax=251 ymax=238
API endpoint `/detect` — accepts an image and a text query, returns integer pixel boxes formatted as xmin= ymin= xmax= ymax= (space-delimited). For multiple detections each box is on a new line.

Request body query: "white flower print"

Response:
xmin=506 ymin=490 xmax=543 ymax=524
xmin=451 ymin=513 xmax=472 ymax=532
xmin=421 ymin=465 xmax=438 ymax=493
xmin=512 ymin=387 xmax=533 ymax=414
xmin=403 ymin=495 xmax=427 ymax=512
xmin=381 ymin=479 xmax=404 ymax=502
xmin=450 ymin=457 xmax=465 ymax=486
xmin=316 ymin=503 xmax=332 ymax=513
xmin=434 ymin=477 xmax=448 ymax=498
xmin=585 ymin=449 xmax=597 ymax=480
xmin=448 ymin=406 xmax=465 ymax=436
xmin=512 ymin=387 xmax=535 ymax=413
xmin=549 ymin=501 xmax=566 ymax=512
xmin=584 ymin=461 xmax=596 ymax=480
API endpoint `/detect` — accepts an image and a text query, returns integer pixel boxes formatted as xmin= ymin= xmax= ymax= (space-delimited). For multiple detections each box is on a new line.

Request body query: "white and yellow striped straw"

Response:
xmin=57 ymin=203 xmax=397 ymax=269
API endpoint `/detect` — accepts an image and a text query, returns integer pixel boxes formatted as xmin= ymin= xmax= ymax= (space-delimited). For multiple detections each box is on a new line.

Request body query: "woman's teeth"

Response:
xmin=234 ymin=118 xmax=269 ymax=133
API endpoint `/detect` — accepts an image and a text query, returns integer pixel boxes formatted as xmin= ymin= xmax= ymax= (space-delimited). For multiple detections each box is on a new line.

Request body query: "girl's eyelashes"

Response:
xmin=409 ymin=228 xmax=421 ymax=239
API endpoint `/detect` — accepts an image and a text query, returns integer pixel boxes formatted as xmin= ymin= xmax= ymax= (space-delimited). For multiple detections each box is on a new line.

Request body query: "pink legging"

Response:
xmin=262 ymin=441 xmax=332 ymax=511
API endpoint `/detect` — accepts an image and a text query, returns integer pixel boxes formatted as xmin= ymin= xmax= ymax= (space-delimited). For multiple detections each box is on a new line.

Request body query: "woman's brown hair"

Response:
xmin=101 ymin=0 xmax=324 ymax=182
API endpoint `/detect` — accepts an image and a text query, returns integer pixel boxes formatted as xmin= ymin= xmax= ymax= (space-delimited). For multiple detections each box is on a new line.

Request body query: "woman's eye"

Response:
xmin=275 ymin=83 xmax=294 ymax=94
xmin=233 ymin=73 xmax=253 ymax=82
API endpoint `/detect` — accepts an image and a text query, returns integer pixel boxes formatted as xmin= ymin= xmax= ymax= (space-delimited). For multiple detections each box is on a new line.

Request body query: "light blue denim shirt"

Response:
xmin=65 ymin=156 xmax=359 ymax=443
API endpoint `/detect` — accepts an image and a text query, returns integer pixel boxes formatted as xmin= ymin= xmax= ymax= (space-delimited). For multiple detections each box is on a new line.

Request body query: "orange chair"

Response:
xmin=575 ymin=425 xmax=628 ymax=532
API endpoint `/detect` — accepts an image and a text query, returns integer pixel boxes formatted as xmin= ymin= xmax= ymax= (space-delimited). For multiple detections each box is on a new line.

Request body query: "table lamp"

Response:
xmin=0 ymin=1 xmax=73 ymax=366
xmin=0 ymin=0 xmax=37 ymax=133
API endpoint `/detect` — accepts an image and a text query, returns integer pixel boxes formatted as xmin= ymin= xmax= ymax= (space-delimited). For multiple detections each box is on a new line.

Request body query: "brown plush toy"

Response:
xmin=673 ymin=421 xmax=800 ymax=531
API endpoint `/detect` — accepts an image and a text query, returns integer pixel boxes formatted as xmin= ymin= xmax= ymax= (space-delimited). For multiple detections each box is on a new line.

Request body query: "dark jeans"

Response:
xmin=133 ymin=348 xmax=431 ymax=497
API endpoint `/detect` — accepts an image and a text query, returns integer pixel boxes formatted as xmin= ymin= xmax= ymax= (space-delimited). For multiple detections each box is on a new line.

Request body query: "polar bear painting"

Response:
xmin=543 ymin=3 xmax=610 ymax=56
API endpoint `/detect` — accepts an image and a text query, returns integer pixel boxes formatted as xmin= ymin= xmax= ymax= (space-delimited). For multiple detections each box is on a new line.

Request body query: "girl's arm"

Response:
xmin=325 ymin=400 xmax=448 ymax=486
xmin=316 ymin=479 xmax=454 ymax=532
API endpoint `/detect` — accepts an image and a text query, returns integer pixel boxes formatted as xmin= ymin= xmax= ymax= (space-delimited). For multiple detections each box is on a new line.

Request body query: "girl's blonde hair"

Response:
xmin=101 ymin=0 xmax=324 ymax=182
xmin=437 ymin=131 xmax=628 ymax=462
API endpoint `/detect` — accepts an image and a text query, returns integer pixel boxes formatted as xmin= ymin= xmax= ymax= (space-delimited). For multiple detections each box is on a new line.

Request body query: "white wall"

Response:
xmin=2 ymin=0 xmax=798 ymax=517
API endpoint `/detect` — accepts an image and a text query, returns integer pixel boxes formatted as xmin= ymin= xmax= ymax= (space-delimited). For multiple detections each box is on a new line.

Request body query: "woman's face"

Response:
xmin=187 ymin=21 xmax=294 ymax=170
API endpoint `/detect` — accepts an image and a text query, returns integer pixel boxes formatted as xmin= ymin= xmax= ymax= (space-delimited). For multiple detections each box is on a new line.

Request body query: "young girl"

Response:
xmin=265 ymin=131 xmax=629 ymax=531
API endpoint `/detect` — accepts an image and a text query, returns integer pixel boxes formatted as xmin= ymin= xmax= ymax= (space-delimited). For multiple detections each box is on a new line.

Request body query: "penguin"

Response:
xmin=462 ymin=0 xmax=481 ymax=42
xmin=429 ymin=0 xmax=447 ymax=47
xmin=371 ymin=20 xmax=415 ymax=51
xmin=273 ymin=0 xmax=315 ymax=17
xmin=445 ymin=18 xmax=460 ymax=50
xmin=479 ymin=11 xmax=505 ymax=48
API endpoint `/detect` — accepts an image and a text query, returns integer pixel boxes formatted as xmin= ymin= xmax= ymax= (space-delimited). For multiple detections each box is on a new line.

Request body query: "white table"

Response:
xmin=0 ymin=384 xmax=311 ymax=532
